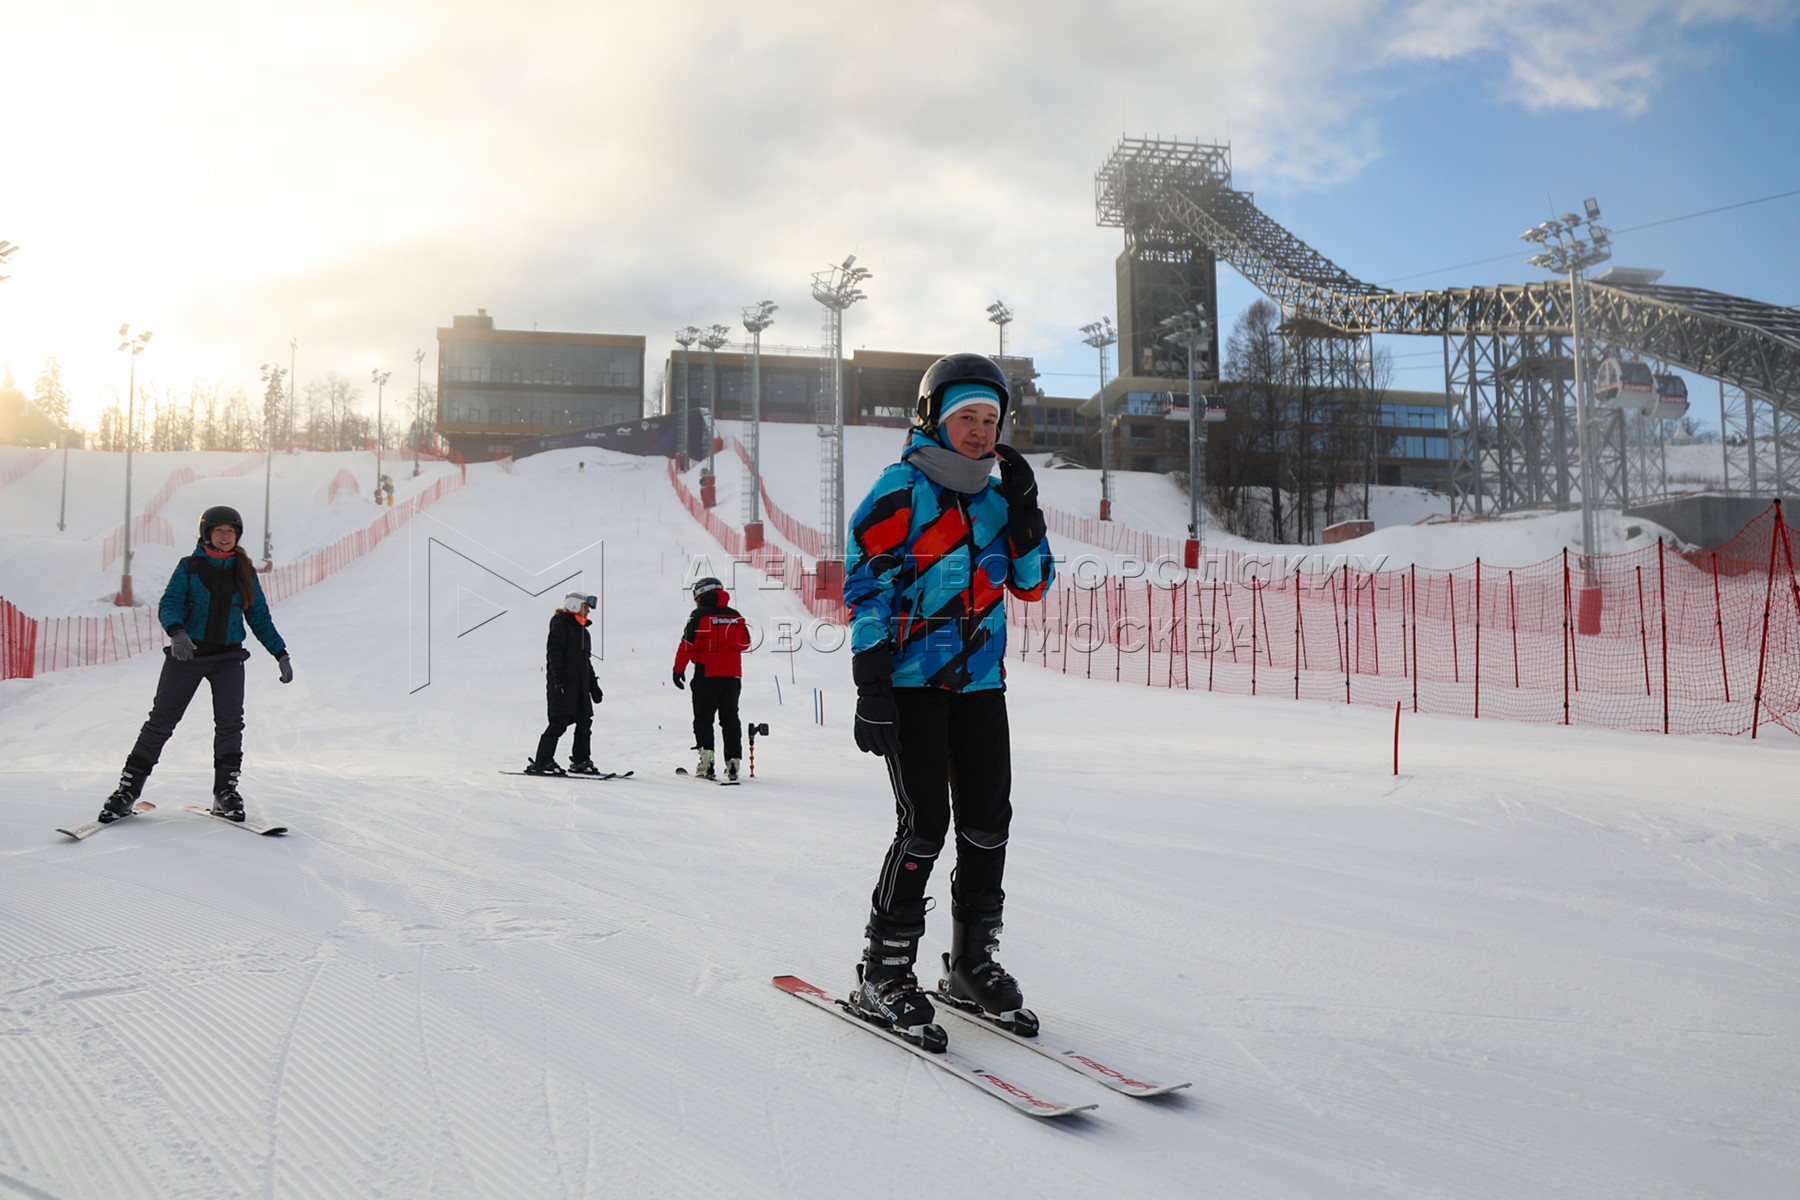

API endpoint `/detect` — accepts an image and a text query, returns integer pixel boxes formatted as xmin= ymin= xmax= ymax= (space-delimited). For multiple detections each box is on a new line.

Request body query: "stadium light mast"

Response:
xmin=811 ymin=254 xmax=871 ymax=573
xmin=1080 ymin=317 xmax=1117 ymax=521
xmin=1522 ymin=196 xmax=1611 ymax=577
xmin=287 ymin=336 xmax=297 ymax=452
xmin=741 ymin=299 xmax=777 ymax=549
xmin=986 ymin=300 xmax=1013 ymax=358
xmin=674 ymin=326 xmax=700 ymax=469
xmin=116 ymin=325 xmax=152 ymax=606
xmin=258 ymin=361 xmax=285 ymax=564
xmin=1160 ymin=307 xmax=1212 ymax=567
xmin=699 ymin=323 xmax=730 ymax=480
xmin=371 ymin=368 xmax=391 ymax=499
xmin=413 ymin=348 xmax=426 ymax=476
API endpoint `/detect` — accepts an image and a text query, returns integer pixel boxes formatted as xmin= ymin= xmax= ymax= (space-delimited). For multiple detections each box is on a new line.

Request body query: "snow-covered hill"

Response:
xmin=0 ymin=440 xmax=1795 ymax=1198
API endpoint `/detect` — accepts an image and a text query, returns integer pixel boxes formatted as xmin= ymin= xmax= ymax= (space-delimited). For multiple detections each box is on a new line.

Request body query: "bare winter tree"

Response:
xmin=1223 ymin=299 xmax=1290 ymax=541
xmin=1356 ymin=345 xmax=1395 ymax=519
xmin=219 ymin=387 xmax=254 ymax=450
xmin=193 ymin=382 xmax=223 ymax=449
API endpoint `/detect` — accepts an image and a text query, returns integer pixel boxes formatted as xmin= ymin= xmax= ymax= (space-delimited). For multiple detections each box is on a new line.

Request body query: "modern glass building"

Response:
xmin=661 ymin=347 xmax=1038 ymax=429
xmin=436 ymin=310 xmax=644 ymax=460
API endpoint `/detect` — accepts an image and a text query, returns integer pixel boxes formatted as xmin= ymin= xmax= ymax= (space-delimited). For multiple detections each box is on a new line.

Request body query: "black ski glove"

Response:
xmin=169 ymin=629 xmax=195 ymax=661
xmin=852 ymin=646 xmax=901 ymax=758
xmin=993 ymin=444 xmax=1046 ymax=549
xmin=278 ymin=653 xmax=294 ymax=684
xmin=590 ymin=681 xmax=603 ymax=704
xmin=672 ymin=669 xmax=686 ymax=690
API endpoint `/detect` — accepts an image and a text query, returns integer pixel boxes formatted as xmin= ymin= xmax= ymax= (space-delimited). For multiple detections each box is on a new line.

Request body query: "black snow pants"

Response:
xmin=690 ymin=676 xmax=742 ymax=759
xmin=128 ymin=647 xmax=249 ymax=785
xmin=536 ymin=716 xmax=592 ymax=766
xmin=868 ymin=687 xmax=1012 ymax=920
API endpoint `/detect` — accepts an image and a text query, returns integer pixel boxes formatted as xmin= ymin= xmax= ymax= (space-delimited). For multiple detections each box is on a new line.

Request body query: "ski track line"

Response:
xmin=290 ymin=814 xmax=767 ymax=1193
xmin=261 ymin=954 xmax=326 ymax=1197
xmin=3 ymin=871 xmax=299 ymax=1195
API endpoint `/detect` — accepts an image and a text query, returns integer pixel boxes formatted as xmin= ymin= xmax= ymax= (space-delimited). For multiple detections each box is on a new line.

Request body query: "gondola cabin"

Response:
xmin=1594 ymin=357 xmax=1655 ymax=410
xmin=1650 ymin=374 xmax=1689 ymax=421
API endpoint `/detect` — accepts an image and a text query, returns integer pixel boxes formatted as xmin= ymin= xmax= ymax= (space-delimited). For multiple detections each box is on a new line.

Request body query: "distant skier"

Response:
xmin=841 ymin=353 xmax=1054 ymax=1046
xmin=525 ymin=592 xmax=604 ymax=776
xmin=97 ymin=505 xmax=293 ymax=824
xmin=671 ymin=576 xmax=751 ymax=781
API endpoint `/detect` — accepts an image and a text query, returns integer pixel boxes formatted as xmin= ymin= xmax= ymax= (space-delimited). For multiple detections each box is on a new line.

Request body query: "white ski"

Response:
xmin=57 ymin=801 xmax=155 ymax=840
xmin=935 ymin=1002 xmax=1189 ymax=1097
xmin=183 ymin=805 xmax=288 ymax=836
xmin=772 ymin=975 xmax=1095 ymax=1118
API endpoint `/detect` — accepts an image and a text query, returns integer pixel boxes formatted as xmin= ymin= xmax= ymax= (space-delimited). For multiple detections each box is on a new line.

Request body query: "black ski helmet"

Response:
xmin=915 ymin=353 xmax=1010 ymax=433
xmin=691 ymin=576 xmax=723 ymax=602
xmin=199 ymin=505 xmax=244 ymax=540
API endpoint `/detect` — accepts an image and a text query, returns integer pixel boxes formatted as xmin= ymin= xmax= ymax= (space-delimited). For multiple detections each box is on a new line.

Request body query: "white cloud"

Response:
xmin=1 ymin=0 xmax=1790 ymax=420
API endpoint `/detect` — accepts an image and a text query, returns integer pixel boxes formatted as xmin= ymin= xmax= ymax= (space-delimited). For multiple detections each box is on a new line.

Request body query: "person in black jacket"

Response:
xmin=525 ymin=592 xmax=604 ymax=776
xmin=98 ymin=504 xmax=293 ymax=824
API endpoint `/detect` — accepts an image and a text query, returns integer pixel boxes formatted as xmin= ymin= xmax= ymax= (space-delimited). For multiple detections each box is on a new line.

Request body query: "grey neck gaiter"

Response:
xmin=908 ymin=444 xmax=995 ymax=495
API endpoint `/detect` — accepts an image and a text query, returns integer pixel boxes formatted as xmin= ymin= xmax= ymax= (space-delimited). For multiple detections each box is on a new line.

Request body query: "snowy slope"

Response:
xmin=1 ymin=442 xmax=1797 ymax=1198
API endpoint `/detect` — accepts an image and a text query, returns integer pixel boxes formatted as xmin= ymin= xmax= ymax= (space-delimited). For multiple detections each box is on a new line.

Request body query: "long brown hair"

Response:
xmin=230 ymin=546 xmax=258 ymax=609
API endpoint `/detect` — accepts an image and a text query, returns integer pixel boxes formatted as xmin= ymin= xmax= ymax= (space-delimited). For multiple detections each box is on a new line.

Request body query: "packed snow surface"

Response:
xmin=0 ymin=437 xmax=1794 ymax=1199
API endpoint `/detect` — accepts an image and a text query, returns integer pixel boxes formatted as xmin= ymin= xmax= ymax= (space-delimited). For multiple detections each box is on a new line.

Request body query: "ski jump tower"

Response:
xmin=1096 ymin=136 xmax=1800 ymax=516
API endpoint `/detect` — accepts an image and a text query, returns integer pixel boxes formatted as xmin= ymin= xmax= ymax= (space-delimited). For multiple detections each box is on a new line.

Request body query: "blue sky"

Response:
xmin=2 ymin=1 xmax=1795 ymax=429
xmin=1203 ymin=17 xmax=1800 ymax=408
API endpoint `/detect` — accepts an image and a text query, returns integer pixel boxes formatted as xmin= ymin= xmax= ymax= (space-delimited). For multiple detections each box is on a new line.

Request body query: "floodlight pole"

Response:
xmin=811 ymin=256 xmax=872 ymax=569
xmin=371 ymin=368 xmax=391 ymax=498
xmin=741 ymin=300 xmax=777 ymax=547
xmin=986 ymin=301 xmax=1013 ymax=359
xmin=675 ymin=326 xmax=699 ymax=468
xmin=700 ymin=324 xmax=730 ymax=479
xmin=1521 ymin=198 xmax=1610 ymax=581
xmin=259 ymin=361 xmax=285 ymax=563
xmin=1080 ymin=317 xmax=1117 ymax=521
xmin=116 ymin=326 xmax=152 ymax=605
xmin=287 ymin=336 xmax=297 ymax=452
xmin=413 ymin=348 xmax=425 ymax=475
xmin=1161 ymin=308 xmax=1212 ymax=567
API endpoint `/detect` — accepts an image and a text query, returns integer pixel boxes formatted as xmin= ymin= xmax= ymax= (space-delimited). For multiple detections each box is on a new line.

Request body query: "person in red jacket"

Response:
xmin=672 ymin=576 xmax=751 ymax=780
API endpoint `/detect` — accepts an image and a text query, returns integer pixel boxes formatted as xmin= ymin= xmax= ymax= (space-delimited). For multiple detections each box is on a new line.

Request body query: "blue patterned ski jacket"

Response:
xmin=158 ymin=542 xmax=288 ymax=658
xmin=844 ymin=430 xmax=1054 ymax=691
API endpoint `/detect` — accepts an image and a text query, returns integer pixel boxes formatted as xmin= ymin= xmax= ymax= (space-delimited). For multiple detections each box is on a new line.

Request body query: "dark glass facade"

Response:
xmin=437 ymin=311 xmax=644 ymax=460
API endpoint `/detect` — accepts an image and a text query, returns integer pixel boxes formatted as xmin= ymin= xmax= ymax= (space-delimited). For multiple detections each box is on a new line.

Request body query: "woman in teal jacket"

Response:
xmin=97 ymin=505 xmax=293 ymax=824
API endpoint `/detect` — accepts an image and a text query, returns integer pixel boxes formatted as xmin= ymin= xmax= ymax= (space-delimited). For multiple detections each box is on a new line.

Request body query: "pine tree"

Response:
xmin=33 ymin=357 xmax=71 ymax=429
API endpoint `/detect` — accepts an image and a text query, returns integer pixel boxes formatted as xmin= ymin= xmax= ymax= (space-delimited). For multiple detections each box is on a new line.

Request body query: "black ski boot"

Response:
xmin=940 ymin=905 xmax=1038 ymax=1036
xmin=211 ymin=761 xmax=246 ymax=822
xmin=98 ymin=757 xmax=151 ymax=823
xmin=848 ymin=904 xmax=947 ymax=1052
xmin=523 ymin=759 xmax=567 ymax=777
xmin=567 ymin=760 xmax=602 ymax=776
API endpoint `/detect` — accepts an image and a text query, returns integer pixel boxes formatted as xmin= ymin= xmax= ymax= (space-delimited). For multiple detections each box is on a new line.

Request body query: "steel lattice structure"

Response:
xmin=1097 ymin=136 xmax=1800 ymax=513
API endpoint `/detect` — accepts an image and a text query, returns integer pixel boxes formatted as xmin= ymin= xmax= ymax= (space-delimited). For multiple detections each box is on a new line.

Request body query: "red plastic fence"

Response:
xmin=5 ymin=462 xmax=467 ymax=679
xmin=326 ymin=469 xmax=362 ymax=504
xmin=668 ymin=460 xmax=847 ymax=625
xmin=1041 ymin=502 xmax=1187 ymax=563
xmin=725 ymin=436 xmax=828 ymax=559
xmin=1004 ymin=502 xmax=1800 ymax=738
xmin=675 ymin=457 xmax=1800 ymax=737
xmin=0 ymin=449 xmax=53 ymax=491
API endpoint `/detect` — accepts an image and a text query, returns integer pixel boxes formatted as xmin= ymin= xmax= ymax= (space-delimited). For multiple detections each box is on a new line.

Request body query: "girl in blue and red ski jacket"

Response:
xmin=839 ymin=352 xmax=1054 ymax=1045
